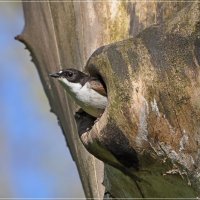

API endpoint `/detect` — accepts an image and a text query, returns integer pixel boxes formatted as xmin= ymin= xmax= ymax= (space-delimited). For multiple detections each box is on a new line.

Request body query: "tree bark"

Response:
xmin=16 ymin=1 xmax=200 ymax=198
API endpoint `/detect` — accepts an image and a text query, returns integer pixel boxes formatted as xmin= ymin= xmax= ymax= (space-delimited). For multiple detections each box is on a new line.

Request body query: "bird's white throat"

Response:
xmin=59 ymin=77 xmax=107 ymax=117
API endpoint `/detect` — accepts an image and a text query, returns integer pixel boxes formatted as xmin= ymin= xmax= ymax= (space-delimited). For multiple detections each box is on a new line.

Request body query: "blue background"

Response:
xmin=0 ymin=2 xmax=84 ymax=198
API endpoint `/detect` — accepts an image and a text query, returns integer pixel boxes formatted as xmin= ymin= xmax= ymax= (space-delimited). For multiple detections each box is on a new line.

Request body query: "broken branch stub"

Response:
xmin=76 ymin=3 xmax=200 ymax=197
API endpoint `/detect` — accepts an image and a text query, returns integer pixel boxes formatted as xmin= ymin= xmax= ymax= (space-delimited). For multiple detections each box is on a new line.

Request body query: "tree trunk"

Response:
xmin=16 ymin=1 xmax=200 ymax=198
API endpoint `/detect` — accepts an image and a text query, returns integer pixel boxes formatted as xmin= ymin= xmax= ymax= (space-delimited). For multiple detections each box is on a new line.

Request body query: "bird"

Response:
xmin=49 ymin=68 xmax=107 ymax=118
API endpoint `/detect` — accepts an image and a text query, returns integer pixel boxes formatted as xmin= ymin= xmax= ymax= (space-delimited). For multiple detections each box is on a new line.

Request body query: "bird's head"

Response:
xmin=49 ymin=68 xmax=88 ymax=88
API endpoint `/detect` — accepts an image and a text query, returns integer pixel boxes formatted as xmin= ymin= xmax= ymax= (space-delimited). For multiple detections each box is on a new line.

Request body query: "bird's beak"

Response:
xmin=49 ymin=72 xmax=60 ymax=78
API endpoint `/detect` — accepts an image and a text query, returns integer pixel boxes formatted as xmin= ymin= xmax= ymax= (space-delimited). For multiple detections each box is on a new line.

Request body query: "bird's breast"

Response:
xmin=77 ymin=83 xmax=107 ymax=109
xmin=60 ymin=79 xmax=107 ymax=117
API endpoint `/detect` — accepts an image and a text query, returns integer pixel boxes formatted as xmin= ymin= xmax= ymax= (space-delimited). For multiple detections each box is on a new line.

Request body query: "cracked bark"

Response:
xmin=17 ymin=1 xmax=200 ymax=198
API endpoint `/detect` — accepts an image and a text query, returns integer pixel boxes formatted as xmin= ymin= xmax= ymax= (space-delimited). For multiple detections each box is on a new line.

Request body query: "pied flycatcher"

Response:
xmin=49 ymin=68 xmax=107 ymax=117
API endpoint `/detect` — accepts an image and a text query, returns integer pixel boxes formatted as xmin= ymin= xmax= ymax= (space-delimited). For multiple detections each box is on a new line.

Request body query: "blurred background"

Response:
xmin=0 ymin=2 xmax=85 ymax=198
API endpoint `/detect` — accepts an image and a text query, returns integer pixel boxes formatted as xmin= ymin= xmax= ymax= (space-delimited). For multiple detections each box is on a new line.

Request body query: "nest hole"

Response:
xmin=74 ymin=109 xmax=97 ymax=137
xmin=74 ymin=65 xmax=108 ymax=135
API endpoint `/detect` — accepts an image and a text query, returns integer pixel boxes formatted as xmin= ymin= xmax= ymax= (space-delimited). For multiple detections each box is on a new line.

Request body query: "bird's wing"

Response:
xmin=89 ymin=79 xmax=107 ymax=97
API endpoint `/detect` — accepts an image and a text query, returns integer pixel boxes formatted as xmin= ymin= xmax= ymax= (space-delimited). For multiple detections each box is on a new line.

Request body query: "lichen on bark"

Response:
xmin=78 ymin=2 xmax=200 ymax=197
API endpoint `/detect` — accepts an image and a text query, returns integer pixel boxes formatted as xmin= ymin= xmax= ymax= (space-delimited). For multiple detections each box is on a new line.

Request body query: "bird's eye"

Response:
xmin=68 ymin=72 xmax=73 ymax=77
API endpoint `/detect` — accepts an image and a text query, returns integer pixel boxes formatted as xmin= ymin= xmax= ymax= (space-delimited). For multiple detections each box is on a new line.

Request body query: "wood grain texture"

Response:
xmin=17 ymin=1 xmax=199 ymax=198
